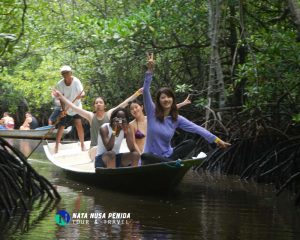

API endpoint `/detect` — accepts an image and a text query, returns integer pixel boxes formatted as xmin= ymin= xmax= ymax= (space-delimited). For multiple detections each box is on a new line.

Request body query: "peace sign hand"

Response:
xmin=146 ymin=52 xmax=154 ymax=72
xmin=183 ymin=94 xmax=191 ymax=105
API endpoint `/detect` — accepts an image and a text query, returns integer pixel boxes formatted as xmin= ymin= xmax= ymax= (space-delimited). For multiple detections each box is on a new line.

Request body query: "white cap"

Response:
xmin=60 ymin=65 xmax=72 ymax=72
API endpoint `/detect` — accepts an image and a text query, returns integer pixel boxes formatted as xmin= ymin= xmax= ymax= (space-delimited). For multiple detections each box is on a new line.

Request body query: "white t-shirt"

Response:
xmin=56 ymin=76 xmax=83 ymax=116
xmin=96 ymin=123 xmax=124 ymax=156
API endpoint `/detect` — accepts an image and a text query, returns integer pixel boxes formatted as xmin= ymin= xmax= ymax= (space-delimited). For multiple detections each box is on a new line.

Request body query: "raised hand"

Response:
xmin=146 ymin=52 xmax=154 ymax=72
xmin=112 ymin=117 xmax=120 ymax=136
xmin=52 ymin=89 xmax=62 ymax=98
xmin=134 ymin=87 xmax=143 ymax=97
xmin=176 ymin=94 xmax=192 ymax=109
xmin=183 ymin=94 xmax=191 ymax=105
xmin=121 ymin=120 xmax=129 ymax=136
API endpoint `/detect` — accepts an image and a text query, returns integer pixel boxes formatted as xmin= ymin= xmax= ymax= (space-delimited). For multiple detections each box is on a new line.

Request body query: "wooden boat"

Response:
xmin=0 ymin=126 xmax=72 ymax=140
xmin=43 ymin=140 xmax=205 ymax=192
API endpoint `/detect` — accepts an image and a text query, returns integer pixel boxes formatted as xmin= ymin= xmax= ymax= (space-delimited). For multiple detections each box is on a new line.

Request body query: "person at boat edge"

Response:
xmin=141 ymin=53 xmax=231 ymax=165
xmin=54 ymin=65 xmax=85 ymax=153
xmin=0 ymin=112 xmax=15 ymax=130
xmin=19 ymin=112 xmax=39 ymax=130
xmin=95 ymin=107 xmax=139 ymax=169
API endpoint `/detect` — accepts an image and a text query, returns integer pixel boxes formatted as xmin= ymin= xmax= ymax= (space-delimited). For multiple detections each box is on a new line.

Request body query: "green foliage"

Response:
xmin=194 ymin=98 xmax=208 ymax=109
xmin=0 ymin=0 xmax=299 ymax=125
xmin=236 ymin=30 xmax=300 ymax=109
xmin=0 ymin=0 xmax=25 ymax=55
xmin=175 ymin=84 xmax=193 ymax=93
xmin=292 ymin=113 xmax=300 ymax=123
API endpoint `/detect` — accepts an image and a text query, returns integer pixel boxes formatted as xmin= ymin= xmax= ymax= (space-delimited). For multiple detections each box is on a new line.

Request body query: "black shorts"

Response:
xmin=57 ymin=114 xmax=81 ymax=127
xmin=95 ymin=153 xmax=122 ymax=168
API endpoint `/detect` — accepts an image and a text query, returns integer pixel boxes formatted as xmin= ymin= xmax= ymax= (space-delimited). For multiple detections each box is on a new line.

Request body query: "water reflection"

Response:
xmin=1 ymin=139 xmax=300 ymax=240
xmin=12 ymin=139 xmax=40 ymax=158
xmin=0 ymin=198 xmax=59 ymax=237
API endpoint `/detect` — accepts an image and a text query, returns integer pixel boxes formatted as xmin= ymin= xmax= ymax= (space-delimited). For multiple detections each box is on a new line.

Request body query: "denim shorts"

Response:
xmin=95 ymin=153 xmax=122 ymax=168
xmin=49 ymin=108 xmax=61 ymax=123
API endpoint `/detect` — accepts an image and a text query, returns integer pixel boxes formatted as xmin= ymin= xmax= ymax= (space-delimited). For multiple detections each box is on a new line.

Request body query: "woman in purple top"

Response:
xmin=141 ymin=53 xmax=231 ymax=164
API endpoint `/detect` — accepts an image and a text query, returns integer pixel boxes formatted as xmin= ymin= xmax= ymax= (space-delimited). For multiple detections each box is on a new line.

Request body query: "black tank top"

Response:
xmin=29 ymin=116 xmax=39 ymax=129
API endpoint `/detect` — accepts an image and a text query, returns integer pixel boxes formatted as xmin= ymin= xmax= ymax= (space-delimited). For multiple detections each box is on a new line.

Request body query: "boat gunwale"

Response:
xmin=0 ymin=126 xmax=71 ymax=140
xmin=43 ymin=141 xmax=204 ymax=174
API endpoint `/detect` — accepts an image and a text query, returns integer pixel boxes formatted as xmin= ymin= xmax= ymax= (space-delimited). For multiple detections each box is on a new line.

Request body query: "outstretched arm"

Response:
xmin=143 ymin=53 xmax=155 ymax=116
xmin=214 ymin=137 xmax=231 ymax=149
xmin=107 ymin=88 xmax=143 ymax=119
xmin=52 ymin=89 xmax=93 ymax=124
xmin=178 ymin=116 xmax=231 ymax=149
xmin=176 ymin=94 xmax=191 ymax=109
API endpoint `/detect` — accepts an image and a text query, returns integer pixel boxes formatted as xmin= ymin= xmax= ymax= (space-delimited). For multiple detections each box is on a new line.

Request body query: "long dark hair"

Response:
xmin=155 ymin=87 xmax=178 ymax=122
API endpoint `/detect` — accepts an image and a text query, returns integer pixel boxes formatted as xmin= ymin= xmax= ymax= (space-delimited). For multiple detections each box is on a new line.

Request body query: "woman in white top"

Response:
xmin=95 ymin=108 xmax=139 ymax=168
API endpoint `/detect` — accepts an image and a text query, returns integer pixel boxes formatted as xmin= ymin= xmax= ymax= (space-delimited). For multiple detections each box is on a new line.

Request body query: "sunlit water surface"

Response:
xmin=1 ymin=139 xmax=300 ymax=240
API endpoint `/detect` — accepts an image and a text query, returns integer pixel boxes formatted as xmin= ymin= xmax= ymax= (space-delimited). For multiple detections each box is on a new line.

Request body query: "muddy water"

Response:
xmin=1 ymin=139 xmax=299 ymax=240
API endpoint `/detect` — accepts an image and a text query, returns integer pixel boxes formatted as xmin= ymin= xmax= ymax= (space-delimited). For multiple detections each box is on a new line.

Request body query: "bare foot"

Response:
xmin=54 ymin=145 xmax=59 ymax=154
xmin=81 ymin=144 xmax=87 ymax=151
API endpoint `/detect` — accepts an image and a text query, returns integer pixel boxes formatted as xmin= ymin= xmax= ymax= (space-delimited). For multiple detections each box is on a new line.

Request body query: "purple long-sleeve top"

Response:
xmin=143 ymin=71 xmax=217 ymax=157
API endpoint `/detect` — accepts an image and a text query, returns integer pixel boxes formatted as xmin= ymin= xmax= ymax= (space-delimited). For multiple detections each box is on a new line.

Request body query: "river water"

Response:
xmin=1 ymin=139 xmax=300 ymax=240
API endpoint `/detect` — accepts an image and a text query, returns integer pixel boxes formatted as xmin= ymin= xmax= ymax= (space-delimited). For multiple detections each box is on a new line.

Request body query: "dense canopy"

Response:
xmin=0 ymin=0 xmax=299 ymax=128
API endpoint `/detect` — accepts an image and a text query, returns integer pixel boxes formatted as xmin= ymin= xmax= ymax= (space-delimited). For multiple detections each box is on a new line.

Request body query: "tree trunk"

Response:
xmin=206 ymin=0 xmax=225 ymax=125
xmin=287 ymin=0 xmax=300 ymax=41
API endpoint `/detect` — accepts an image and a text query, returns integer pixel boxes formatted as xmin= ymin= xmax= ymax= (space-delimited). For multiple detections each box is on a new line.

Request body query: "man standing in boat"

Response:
xmin=55 ymin=65 xmax=85 ymax=153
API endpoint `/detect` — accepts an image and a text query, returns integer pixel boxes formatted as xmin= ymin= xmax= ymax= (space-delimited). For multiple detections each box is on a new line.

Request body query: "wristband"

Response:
xmin=134 ymin=91 xmax=141 ymax=97
xmin=214 ymin=137 xmax=221 ymax=144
